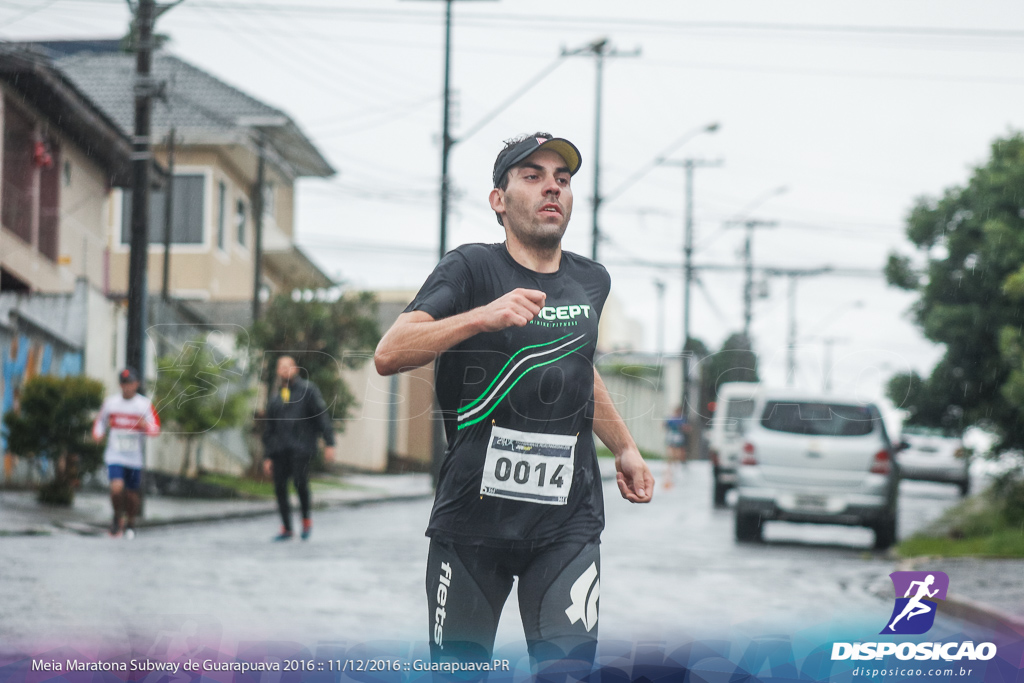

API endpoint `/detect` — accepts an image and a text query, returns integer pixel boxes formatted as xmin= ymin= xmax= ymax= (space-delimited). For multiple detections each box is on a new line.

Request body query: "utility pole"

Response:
xmin=660 ymin=158 xmax=721 ymax=411
xmin=730 ymin=219 xmax=777 ymax=338
xmin=407 ymin=0 xmax=496 ymax=261
xmin=252 ymin=140 xmax=266 ymax=323
xmin=821 ymin=337 xmax=849 ymax=393
xmin=407 ymin=0 xmax=497 ymax=485
xmin=760 ymin=267 xmax=837 ymax=386
xmin=438 ymin=0 xmax=453 ymax=261
xmin=126 ymin=0 xmax=179 ymax=388
xmin=653 ymin=279 xmax=665 ymax=357
xmin=562 ymin=38 xmax=640 ymax=261
xmin=160 ymin=126 xmax=174 ymax=302
xmin=787 ymin=275 xmax=797 ymax=385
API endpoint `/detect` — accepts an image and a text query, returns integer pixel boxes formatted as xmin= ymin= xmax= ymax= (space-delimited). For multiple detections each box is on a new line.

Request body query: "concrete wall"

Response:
xmin=332 ymin=359 xmax=435 ymax=473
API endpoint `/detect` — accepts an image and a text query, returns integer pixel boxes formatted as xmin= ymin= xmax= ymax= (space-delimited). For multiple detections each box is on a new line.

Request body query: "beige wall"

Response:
xmin=59 ymin=143 xmax=112 ymax=290
xmin=0 ymin=85 xmax=115 ymax=294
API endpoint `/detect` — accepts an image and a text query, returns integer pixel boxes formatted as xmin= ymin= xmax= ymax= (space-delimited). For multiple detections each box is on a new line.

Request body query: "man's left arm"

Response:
xmin=309 ymin=382 xmax=336 ymax=463
xmin=593 ymin=368 xmax=654 ymax=503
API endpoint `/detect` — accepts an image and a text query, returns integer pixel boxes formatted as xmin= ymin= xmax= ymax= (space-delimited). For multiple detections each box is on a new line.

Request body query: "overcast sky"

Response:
xmin=5 ymin=0 xmax=1024 ymax=402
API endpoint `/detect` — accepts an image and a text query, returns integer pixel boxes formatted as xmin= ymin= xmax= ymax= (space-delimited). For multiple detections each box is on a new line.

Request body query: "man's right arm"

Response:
xmin=374 ymin=288 xmax=547 ymax=376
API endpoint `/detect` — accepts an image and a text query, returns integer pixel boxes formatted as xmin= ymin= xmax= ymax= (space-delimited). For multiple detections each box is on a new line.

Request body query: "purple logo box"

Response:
xmin=889 ymin=571 xmax=949 ymax=601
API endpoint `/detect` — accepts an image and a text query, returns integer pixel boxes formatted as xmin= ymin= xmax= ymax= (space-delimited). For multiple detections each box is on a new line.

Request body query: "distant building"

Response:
xmin=45 ymin=40 xmax=336 ymax=314
xmin=0 ymin=45 xmax=133 ymax=482
xmin=0 ymin=44 xmax=131 ymax=295
xmin=2 ymin=40 xmax=340 ymax=480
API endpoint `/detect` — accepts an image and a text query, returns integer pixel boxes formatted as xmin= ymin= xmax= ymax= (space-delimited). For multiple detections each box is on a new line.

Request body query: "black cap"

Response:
xmin=492 ymin=135 xmax=582 ymax=188
xmin=118 ymin=367 xmax=139 ymax=384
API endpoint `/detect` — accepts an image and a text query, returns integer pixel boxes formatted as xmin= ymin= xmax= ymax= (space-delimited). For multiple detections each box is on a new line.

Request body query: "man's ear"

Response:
xmin=488 ymin=187 xmax=505 ymax=215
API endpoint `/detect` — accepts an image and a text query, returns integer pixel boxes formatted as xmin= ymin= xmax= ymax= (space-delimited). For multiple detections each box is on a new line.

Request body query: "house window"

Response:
xmin=120 ymin=174 xmax=205 ymax=245
xmin=2 ymin=100 xmax=34 ymax=243
xmin=216 ymin=180 xmax=226 ymax=251
xmin=236 ymin=198 xmax=247 ymax=247
xmin=263 ymin=180 xmax=275 ymax=218
xmin=1 ymin=98 xmax=61 ymax=262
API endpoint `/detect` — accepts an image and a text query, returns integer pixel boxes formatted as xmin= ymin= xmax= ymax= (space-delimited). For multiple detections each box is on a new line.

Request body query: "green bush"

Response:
xmin=2 ymin=375 xmax=105 ymax=506
xmin=990 ymin=470 xmax=1024 ymax=526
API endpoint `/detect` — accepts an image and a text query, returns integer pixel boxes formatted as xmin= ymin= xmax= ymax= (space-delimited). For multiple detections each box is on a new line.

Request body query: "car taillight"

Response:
xmin=870 ymin=449 xmax=891 ymax=475
xmin=954 ymin=448 xmax=966 ymax=459
xmin=741 ymin=442 xmax=757 ymax=466
xmin=710 ymin=449 xmax=720 ymax=466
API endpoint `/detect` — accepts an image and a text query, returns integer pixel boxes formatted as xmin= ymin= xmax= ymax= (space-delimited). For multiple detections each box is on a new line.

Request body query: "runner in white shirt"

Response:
xmin=92 ymin=368 xmax=160 ymax=538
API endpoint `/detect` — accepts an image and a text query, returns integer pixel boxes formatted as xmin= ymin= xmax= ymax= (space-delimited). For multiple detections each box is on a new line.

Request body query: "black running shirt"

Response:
xmin=405 ymin=243 xmax=611 ymax=549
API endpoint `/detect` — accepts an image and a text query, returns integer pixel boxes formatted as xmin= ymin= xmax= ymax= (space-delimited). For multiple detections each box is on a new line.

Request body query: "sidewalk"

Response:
xmin=0 ymin=459 xmax=623 ymax=536
xmin=0 ymin=471 xmax=435 ymax=536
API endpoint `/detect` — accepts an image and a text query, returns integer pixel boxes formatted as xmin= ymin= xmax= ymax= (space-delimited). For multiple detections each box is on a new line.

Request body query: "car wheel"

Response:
xmin=958 ymin=479 xmax=970 ymax=497
xmin=735 ymin=511 xmax=763 ymax=543
xmin=872 ymin=514 xmax=897 ymax=551
xmin=713 ymin=478 xmax=729 ymax=508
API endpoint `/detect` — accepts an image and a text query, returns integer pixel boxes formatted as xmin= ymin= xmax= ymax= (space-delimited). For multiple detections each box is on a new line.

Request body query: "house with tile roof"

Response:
xmin=42 ymin=39 xmax=336 ymax=319
xmin=2 ymin=40 xmax=343 ymax=479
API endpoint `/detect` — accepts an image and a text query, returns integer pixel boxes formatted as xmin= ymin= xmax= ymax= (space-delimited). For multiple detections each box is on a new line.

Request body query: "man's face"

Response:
xmin=120 ymin=380 xmax=138 ymax=399
xmin=276 ymin=357 xmax=296 ymax=382
xmin=490 ymin=149 xmax=573 ymax=250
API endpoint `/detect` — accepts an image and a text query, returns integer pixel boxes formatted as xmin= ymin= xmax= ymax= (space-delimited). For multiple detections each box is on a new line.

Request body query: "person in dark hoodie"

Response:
xmin=261 ymin=355 xmax=335 ymax=541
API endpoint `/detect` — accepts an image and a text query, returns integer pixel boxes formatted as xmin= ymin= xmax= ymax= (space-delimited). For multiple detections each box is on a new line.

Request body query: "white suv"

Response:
xmin=708 ymin=382 xmax=761 ymax=507
xmin=734 ymin=391 xmax=900 ymax=550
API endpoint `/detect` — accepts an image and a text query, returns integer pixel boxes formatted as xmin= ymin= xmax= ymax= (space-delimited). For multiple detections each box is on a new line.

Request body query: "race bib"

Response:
xmin=480 ymin=425 xmax=576 ymax=505
xmin=114 ymin=432 xmax=142 ymax=453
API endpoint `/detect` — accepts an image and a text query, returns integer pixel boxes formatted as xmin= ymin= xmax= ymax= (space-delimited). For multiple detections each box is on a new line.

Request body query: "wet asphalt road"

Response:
xmin=0 ymin=461 xmax=971 ymax=659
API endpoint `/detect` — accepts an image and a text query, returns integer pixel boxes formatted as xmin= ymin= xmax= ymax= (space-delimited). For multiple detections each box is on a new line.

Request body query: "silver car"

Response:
xmin=734 ymin=392 xmax=900 ymax=550
xmin=896 ymin=426 xmax=970 ymax=496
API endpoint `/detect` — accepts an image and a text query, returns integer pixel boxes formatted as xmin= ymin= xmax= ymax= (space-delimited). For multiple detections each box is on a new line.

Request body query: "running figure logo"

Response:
xmin=881 ymin=571 xmax=949 ymax=634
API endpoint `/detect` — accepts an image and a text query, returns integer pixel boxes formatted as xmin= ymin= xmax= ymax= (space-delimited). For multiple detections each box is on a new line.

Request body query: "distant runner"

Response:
xmin=663 ymin=405 xmax=688 ymax=489
xmin=888 ymin=574 xmax=939 ymax=631
xmin=92 ymin=368 xmax=160 ymax=539
xmin=375 ymin=133 xmax=654 ymax=678
xmin=260 ymin=356 xmax=336 ymax=541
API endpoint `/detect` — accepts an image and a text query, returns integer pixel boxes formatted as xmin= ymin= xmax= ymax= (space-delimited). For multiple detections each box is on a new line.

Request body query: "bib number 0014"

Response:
xmin=480 ymin=425 xmax=577 ymax=505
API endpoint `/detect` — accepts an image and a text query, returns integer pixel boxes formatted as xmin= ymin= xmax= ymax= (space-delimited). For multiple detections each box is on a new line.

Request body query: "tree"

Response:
xmin=248 ymin=292 xmax=380 ymax=464
xmin=885 ymin=132 xmax=1024 ymax=452
xmin=2 ymin=375 xmax=105 ymax=505
xmin=153 ymin=338 xmax=251 ymax=477
xmin=694 ymin=332 xmax=760 ymax=420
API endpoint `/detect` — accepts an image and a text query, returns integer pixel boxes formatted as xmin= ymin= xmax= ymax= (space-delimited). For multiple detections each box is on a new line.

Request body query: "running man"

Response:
xmin=92 ymin=367 xmax=161 ymax=538
xmin=375 ymin=133 xmax=654 ymax=676
xmin=888 ymin=574 xmax=939 ymax=631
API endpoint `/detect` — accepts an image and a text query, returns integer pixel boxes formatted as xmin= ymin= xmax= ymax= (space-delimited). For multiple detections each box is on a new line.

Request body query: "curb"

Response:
xmin=20 ymin=491 xmax=435 ymax=536
xmin=901 ymin=556 xmax=1024 ymax=636
xmin=940 ymin=593 xmax=1024 ymax=637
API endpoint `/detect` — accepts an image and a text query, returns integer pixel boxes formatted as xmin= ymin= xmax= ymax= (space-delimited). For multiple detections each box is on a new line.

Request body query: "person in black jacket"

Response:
xmin=261 ymin=355 xmax=336 ymax=541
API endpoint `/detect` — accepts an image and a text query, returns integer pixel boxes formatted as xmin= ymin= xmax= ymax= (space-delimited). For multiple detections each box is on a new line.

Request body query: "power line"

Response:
xmin=61 ymin=1 xmax=1024 ymax=41
xmin=0 ymin=0 xmax=60 ymax=29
